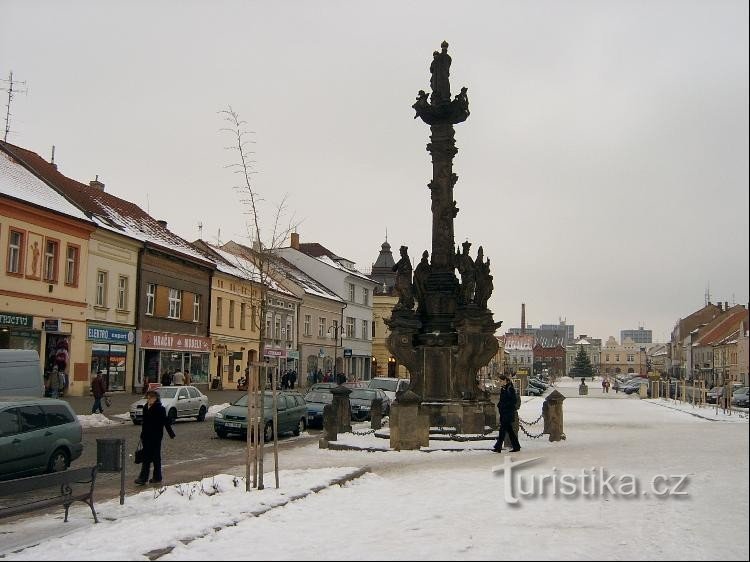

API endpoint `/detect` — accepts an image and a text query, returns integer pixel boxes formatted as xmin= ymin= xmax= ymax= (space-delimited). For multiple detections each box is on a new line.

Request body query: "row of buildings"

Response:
xmin=0 ymin=141 xmax=408 ymax=396
xmin=666 ymin=301 xmax=749 ymax=387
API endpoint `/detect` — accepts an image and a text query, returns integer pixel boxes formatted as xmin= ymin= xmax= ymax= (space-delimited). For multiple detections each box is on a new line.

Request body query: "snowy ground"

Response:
xmin=4 ymin=381 xmax=748 ymax=561
xmin=76 ymin=413 xmax=125 ymax=428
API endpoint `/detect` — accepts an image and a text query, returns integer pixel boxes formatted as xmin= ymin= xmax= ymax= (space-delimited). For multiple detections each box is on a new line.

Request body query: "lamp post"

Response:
xmin=328 ymin=322 xmax=343 ymax=382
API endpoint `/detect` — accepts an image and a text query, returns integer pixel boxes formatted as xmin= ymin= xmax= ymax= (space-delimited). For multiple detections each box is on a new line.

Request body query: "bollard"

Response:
xmin=544 ymin=389 xmax=566 ymax=442
xmin=330 ymin=384 xmax=352 ymax=433
xmin=96 ymin=438 xmax=126 ymax=505
xmin=578 ymin=379 xmax=588 ymax=395
xmin=319 ymin=404 xmax=338 ymax=448
xmin=390 ymin=390 xmax=429 ymax=450
xmin=370 ymin=398 xmax=383 ymax=430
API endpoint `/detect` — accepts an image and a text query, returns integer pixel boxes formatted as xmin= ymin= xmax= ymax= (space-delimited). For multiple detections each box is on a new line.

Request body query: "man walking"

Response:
xmin=91 ymin=372 xmax=107 ymax=414
xmin=493 ymin=375 xmax=521 ymax=453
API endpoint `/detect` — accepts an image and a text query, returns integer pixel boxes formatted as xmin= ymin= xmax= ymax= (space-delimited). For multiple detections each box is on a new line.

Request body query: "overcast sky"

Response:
xmin=2 ymin=0 xmax=748 ymax=341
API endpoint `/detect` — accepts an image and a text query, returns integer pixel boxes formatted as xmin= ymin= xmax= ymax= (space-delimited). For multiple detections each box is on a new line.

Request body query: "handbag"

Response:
xmin=134 ymin=440 xmax=144 ymax=464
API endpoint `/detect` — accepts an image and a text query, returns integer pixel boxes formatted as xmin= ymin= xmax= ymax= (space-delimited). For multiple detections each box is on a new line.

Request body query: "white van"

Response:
xmin=368 ymin=377 xmax=411 ymax=402
xmin=0 ymin=349 xmax=44 ymax=397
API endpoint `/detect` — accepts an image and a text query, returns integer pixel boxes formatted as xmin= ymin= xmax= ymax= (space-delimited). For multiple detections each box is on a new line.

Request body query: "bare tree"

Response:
xmin=219 ymin=105 xmax=298 ymax=491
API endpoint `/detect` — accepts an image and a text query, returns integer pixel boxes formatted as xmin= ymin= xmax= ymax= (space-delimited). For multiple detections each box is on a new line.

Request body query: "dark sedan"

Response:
xmin=304 ymin=391 xmax=334 ymax=428
xmin=349 ymin=388 xmax=390 ymax=421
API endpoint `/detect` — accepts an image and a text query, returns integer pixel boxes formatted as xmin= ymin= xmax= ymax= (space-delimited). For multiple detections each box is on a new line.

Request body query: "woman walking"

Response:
xmin=135 ymin=390 xmax=175 ymax=485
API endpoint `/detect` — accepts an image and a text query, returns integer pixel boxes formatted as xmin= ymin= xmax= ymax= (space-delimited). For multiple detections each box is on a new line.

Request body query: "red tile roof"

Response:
xmin=298 ymin=242 xmax=341 ymax=260
xmin=694 ymin=306 xmax=749 ymax=347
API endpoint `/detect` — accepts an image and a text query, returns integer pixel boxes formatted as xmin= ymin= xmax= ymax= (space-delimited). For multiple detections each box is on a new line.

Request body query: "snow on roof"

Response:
xmin=207 ymin=244 xmax=296 ymax=298
xmin=315 ymin=254 xmax=377 ymax=284
xmin=0 ymin=149 xmax=92 ymax=222
xmin=270 ymin=255 xmax=344 ymax=302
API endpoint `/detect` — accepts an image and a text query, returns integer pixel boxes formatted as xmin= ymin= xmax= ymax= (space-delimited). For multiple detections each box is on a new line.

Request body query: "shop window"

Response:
xmin=91 ymin=343 xmax=127 ymax=391
xmin=43 ymin=239 xmax=59 ymax=282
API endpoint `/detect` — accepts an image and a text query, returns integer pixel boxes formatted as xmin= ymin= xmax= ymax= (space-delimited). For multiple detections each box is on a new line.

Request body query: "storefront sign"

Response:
xmin=263 ymin=346 xmax=286 ymax=358
xmin=0 ymin=312 xmax=34 ymax=328
xmin=43 ymin=318 xmax=61 ymax=332
xmin=140 ymin=330 xmax=211 ymax=352
xmin=87 ymin=325 xmax=135 ymax=344
xmin=343 ymin=348 xmax=353 ymax=358
xmin=287 ymin=350 xmax=300 ymax=360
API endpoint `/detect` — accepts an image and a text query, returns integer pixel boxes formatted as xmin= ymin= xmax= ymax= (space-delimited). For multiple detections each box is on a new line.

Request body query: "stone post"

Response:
xmin=578 ymin=379 xmax=588 ymax=395
xmin=390 ymin=390 xmax=429 ymax=450
xmin=331 ymin=384 xmax=352 ymax=433
xmin=371 ymin=398 xmax=383 ymax=430
xmin=319 ymin=404 xmax=337 ymax=449
xmin=544 ymin=389 xmax=566 ymax=442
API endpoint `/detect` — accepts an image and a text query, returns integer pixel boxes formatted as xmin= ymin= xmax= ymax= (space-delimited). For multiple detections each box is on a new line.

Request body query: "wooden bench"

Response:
xmin=0 ymin=466 xmax=99 ymax=523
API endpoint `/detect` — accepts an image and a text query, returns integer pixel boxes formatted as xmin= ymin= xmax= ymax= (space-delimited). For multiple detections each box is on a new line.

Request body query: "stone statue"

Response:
xmin=412 ymin=90 xmax=429 ymax=119
xmin=429 ymin=41 xmax=452 ymax=105
xmin=413 ymin=250 xmax=431 ymax=312
xmin=392 ymin=246 xmax=415 ymax=311
xmin=453 ymin=86 xmax=470 ymax=123
xmin=474 ymin=246 xmax=493 ymax=309
xmin=455 ymin=241 xmax=476 ymax=305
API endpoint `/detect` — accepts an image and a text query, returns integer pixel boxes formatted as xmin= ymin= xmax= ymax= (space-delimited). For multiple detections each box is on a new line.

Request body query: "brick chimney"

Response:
xmin=521 ymin=303 xmax=526 ymax=335
xmin=89 ymin=175 xmax=104 ymax=191
xmin=290 ymin=232 xmax=300 ymax=250
xmin=157 ymin=220 xmax=167 ymax=228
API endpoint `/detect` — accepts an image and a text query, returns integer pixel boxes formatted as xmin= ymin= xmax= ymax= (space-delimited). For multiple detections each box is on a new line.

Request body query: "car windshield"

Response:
xmin=158 ymin=388 xmax=178 ymax=399
xmin=351 ymin=389 xmax=378 ymax=400
xmin=368 ymin=379 xmax=398 ymax=392
xmin=735 ymin=387 xmax=749 ymax=394
xmin=233 ymin=393 xmax=275 ymax=408
xmin=305 ymin=392 xmax=333 ymax=404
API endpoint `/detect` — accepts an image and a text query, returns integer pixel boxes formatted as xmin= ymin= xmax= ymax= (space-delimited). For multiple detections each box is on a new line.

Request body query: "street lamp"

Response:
xmin=328 ymin=322 xmax=343 ymax=381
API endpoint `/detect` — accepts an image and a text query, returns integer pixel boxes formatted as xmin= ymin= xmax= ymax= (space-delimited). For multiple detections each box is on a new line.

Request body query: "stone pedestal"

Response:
xmin=331 ymin=385 xmax=352 ymax=433
xmin=390 ymin=391 xmax=429 ymax=450
xmin=639 ymin=382 xmax=648 ymax=398
xmin=544 ymin=389 xmax=566 ymax=442
xmin=420 ymin=400 xmax=493 ymax=433
xmin=578 ymin=382 xmax=588 ymax=395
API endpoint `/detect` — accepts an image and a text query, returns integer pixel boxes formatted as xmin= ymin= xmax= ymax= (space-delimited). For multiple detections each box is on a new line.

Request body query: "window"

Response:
xmin=43 ymin=404 xmax=74 ymax=426
xmin=615 ymin=355 xmax=620 ymax=362
xmin=240 ymin=303 xmax=246 ymax=330
xmin=65 ymin=245 xmax=79 ymax=285
xmin=216 ymin=297 xmax=223 ymax=326
xmin=362 ymin=319 xmax=369 ymax=340
xmin=605 ymin=355 xmax=610 ymax=362
xmin=348 ymin=283 xmax=356 ymax=302
xmin=117 ymin=276 xmax=128 ymax=310
xmin=43 ymin=239 xmax=59 ymax=282
xmin=7 ymin=229 xmax=24 ymax=274
xmin=372 ymin=321 xmax=376 ymax=339
xmin=319 ymin=317 xmax=327 ymax=338
xmin=362 ymin=288 xmax=370 ymax=306
xmin=331 ymin=320 xmax=339 ymax=340
xmin=346 ymin=317 xmax=355 ymax=338
xmin=266 ymin=316 xmax=272 ymax=337
xmin=18 ymin=406 xmax=46 ymax=432
xmin=168 ymin=288 xmax=182 ymax=319
xmin=251 ymin=305 xmax=257 ymax=329
xmin=627 ymin=354 xmax=635 ymax=362
xmin=274 ymin=318 xmax=281 ymax=340
xmin=286 ymin=321 xmax=292 ymax=341
xmin=229 ymin=300 xmax=235 ymax=328
xmin=145 ymin=283 xmax=155 ymax=316
xmin=193 ymin=295 xmax=201 ymax=323
xmin=95 ymin=270 xmax=108 ymax=307
xmin=304 ymin=315 xmax=311 ymax=336
xmin=0 ymin=408 xmax=19 ymax=437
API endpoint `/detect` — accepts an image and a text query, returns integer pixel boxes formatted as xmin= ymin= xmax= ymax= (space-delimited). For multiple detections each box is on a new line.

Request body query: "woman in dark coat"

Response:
xmin=135 ymin=390 xmax=175 ymax=485
xmin=493 ymin=375 xmax=521 ymax=453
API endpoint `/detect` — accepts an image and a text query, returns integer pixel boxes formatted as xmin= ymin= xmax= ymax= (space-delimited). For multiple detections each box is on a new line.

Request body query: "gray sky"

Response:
xmin=2 ymin=0 xmax=748 ymax=341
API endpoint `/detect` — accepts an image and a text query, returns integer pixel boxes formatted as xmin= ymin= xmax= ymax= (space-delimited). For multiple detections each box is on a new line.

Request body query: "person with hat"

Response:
xmin=135 ymin=390 xmax=175 ymax=485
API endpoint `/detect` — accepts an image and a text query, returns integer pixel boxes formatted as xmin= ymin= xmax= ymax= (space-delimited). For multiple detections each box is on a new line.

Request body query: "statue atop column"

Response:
xmin=392 ymin=246 xmax=415 ymax=311
xmin=412 ymin=41 xmax=470 ymax=126
xmin=455 ymin=241 xmax=476 ymax=305
xmin=430 ymin=41 xmax=452 ymax=106
xmin=413 ymin=250 xmax=431 ymax=313
xmin=474 ymin=246 xmax=494 ymax=309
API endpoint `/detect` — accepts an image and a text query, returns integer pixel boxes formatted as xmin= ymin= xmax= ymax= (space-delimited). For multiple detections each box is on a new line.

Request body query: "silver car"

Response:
xmin=0 ymin=398 xmax=83 ymax=480
xmin=129 ymin=386 xmax=209 ymax=424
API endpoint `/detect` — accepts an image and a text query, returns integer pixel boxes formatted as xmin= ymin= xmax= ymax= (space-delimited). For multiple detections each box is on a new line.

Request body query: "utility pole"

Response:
xmin=1 ymin=71 xmax=28 ymax=142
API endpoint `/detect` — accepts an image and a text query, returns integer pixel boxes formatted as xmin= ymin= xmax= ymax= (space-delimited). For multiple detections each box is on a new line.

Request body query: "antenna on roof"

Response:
xmin=50 ymin=145 xmax=55 ymax=164
xmin=705 ymin=282 xmax=711 ymax=306
xmin=216 ymin=228 xmax=222 ymax=246
xmin=197 ymin=221 xmax=203 ymax=239
xmin=1 ymin=71 xmax=28 ymax=142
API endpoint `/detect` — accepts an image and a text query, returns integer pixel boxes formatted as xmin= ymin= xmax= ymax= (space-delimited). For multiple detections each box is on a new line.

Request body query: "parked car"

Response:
xmin=525 ymin=385 xmax=543 ymax=396
xmin=706 ymin=386 xmax=724 ymax=404
xmin=528 ymin=378 xmax=548 ymax=390
xmin=622 ymin=380 xmax=644 ymax=395
xmin=368 ymin=377 xmax=410 ymax=402
xmin=349 ymin=388 xmax=391 ymax=421
xmin=0 ymin=349 xmax=44 ymax=398
xmin=304 ymin=390 xmax=334 ymax=428
xmin=309 ymin=383 xmax=338 ymax=392
xmin=214 ymin=390 xmax=307 ymax=440
xmin=129 ymin=386 xmax=209 ymax=425
xmin=731 ymin=387 xmax=749 ymax=408
xmin=0 ymin=398 xmax=83 ymax=480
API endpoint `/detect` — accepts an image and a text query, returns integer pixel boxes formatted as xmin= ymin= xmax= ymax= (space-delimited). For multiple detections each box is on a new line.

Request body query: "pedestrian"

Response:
xmin=135 ymin=390 xmax=175 ymax=485
xmin=48 ymin=366 xmax=62 ymax=398
xmin=281 ymin=371 xmax=290 ymax=390
xmin=289 ymin=370 xmax=297 ymax=390
xmin=91 ymin=371 xmax=107 ymax=414
xmin=183 ymin=369 xmax=192 ymax=386
xmin=316 ymin=369 xmax=323 ymax=383
xmin=493 ymin=374 xmax=521 ymax=453
xmin=160 ymin=371 xmax=172 ymax=386
xmin=172 ymin=369 xmax=185 ymax=386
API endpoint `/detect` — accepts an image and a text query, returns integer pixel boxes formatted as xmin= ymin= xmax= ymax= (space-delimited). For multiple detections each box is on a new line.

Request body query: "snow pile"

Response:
xmin=1 ymin=468 xmax=365 ymax=560
xmin=643 ymin=398 xmax=749 ymax=423
xmin=76 ymin=413 xmax=123 ymax=428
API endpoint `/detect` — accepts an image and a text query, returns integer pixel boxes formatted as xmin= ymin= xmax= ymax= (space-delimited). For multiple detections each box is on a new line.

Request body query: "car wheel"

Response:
xmin=47 ymin=448 xmax=69 ymax=473
xmin=132 ymin=420 xmax=142 ymax=425
xmin=216 ymin=429 xmax=228 ymax=439
xmin=293 ymin=418 xmax=305 ymax=436
xmin=197 ymin=406 xmax=207 ymax=422
xmin=264 ymin=422 xmax=274 ymax=442
xmin=168 ymin=408 xmax=177 ymax=424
